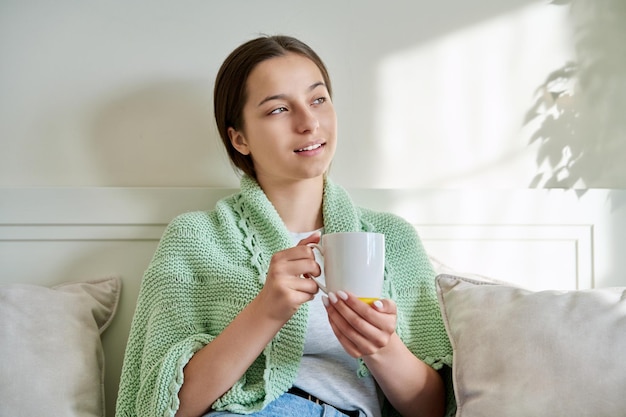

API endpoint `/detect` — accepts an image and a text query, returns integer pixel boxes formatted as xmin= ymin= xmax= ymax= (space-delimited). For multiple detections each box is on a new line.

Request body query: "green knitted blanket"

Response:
xmin=115 ymin=176 xmax=453 ymax=417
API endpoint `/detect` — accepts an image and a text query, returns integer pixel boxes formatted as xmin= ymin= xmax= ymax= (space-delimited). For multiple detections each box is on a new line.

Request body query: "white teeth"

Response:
xmin=297 ymin=143 xmax=322 ymax=152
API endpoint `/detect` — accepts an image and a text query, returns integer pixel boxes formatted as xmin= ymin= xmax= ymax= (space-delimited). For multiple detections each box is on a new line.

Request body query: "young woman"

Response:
xmin=116 ymin=35 xmax=453 ymax=417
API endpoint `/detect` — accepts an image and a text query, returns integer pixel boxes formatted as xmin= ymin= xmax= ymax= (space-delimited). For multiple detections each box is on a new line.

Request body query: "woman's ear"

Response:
xmin=228 ymin=127 xmax=250 ymax=155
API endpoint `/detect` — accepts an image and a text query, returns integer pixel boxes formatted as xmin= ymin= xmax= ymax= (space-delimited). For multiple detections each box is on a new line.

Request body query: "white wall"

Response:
xmin=1 ymin=0 xmax=625 ymax=287
xmin=1 ymin=0 xmax=599 ymax=189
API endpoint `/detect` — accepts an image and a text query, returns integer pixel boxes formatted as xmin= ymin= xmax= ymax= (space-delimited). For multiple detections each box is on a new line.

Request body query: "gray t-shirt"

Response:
xmin=290 ymin=231 xmax=382 ymax=417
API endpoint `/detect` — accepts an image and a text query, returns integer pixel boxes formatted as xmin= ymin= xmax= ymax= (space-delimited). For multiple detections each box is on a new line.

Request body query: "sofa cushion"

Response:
xmin=0 ymin=277 xmax=121 ymax=417
xmin=436 ymin=273 xmax=626 ymax=417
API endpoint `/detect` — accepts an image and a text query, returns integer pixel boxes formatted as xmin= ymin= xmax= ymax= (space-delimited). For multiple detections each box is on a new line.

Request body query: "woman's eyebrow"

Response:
xmin=308 ymin=81 xmax=326 ymax=92
xmin=257 ymin=82 xmax=327 ymax=107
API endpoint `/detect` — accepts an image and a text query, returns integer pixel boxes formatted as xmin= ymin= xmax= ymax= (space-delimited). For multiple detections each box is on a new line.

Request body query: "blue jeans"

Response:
xmin=205 ymin=392 xmax=364 ymax=417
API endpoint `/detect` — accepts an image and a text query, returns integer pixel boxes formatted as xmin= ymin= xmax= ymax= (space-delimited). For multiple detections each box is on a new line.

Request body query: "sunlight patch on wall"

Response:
xmin=373 ymin=3 xmax=573 ymax=188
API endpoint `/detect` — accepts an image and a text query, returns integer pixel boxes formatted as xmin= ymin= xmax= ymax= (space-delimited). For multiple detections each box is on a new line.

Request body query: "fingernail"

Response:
xmin=373 ymin=300 xmax=384 ymax=309
xmin=328 ymin=292 xmax=338 ymax=304
xmin=337 ymin=290 xmax=348 ymax=301
xmin=322 ymin=295 xmax=329 ymax=307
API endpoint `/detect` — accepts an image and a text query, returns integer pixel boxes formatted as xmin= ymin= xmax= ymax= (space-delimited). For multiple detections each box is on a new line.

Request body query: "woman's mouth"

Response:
xmin=295 ymin=143 xmax=324 ymax=153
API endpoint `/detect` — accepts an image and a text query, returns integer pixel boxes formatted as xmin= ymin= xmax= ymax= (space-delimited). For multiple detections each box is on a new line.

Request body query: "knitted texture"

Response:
xmin=115 ymin=176 xmax=454 ymax=417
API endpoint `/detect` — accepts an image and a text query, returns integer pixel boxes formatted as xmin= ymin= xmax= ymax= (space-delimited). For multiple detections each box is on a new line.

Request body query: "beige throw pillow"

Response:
xmin=436 ymin=273 xmax=626 ymax=417
xmin=0 ymin=277 xmax=121 ymax=417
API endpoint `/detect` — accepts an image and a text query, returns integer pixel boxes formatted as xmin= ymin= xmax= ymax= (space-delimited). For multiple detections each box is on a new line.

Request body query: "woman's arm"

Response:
xmin=175 ymin=297 xmax=287 ymax=417
xmin=175 ymin=233 xmax=321 ymax=417
xmin=362 ymin=313 xmax=445 ymax=417
xmin=324 ymin=293 xmax=445 ymax=417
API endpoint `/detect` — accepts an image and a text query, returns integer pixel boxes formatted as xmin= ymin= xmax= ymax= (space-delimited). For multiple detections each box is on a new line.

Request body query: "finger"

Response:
xmin=329 ymin=321 xmax=362 ymax=357
xmin=328 ymin=294 xmax=380 ymax=337
xmin=327 ymin=292 xmax=397 ymax=353
xmin=335 ymin=292 xmax=397 ymax=331
xmin=325 ymin=295 xmax=380 ymax=352
xmin=291 ymin=273 xmax=321 ymax=295
xmin=286 ymin=257 xmax=321 ymax=281
xmin=296 ymin=230 xmax=321 ymax=246
xmin=371 ymin=298 xmax=396 ymax=314
xmin=272 ymin=245 xmax=316 ymax=262
xmin=269 ymin=246 xmax=320 ymax=278
xmin=268 ymin=260 xmax=320 ymax=293
xmin=323 ymin=298 xmax=363 ymax=357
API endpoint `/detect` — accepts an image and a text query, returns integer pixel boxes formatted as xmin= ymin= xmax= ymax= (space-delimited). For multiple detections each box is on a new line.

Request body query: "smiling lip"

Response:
xmin=294 ymin=142 xmax=325 ymax=153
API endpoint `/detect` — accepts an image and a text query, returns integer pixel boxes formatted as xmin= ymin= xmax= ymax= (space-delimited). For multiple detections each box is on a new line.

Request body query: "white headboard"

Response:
xmin=2 ymin=186 xmax=624 ymax=416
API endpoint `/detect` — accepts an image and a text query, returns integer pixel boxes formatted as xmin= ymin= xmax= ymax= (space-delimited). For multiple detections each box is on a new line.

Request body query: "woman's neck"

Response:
xmin=258 ymin=176 xmax=324 ymax=233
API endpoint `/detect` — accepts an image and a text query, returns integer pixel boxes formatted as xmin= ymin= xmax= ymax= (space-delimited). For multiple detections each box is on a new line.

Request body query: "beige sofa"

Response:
xmin=1 ymin=277 xmax=121 ymax=417
xmin=2 ymin=266 xmax=625 ymax=417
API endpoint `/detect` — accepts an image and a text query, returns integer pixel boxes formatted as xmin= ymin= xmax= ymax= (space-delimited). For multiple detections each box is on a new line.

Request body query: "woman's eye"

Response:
xmin=269 ymin=107 xmax=287 ymax=115
xmin=312 ymin=97 xmax=327 ymax=105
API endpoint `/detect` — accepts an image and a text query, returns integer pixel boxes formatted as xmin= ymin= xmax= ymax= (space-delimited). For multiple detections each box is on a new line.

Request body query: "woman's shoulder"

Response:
xmin=359 ymin=207 xmax=417 ymax=237
xmin=162 ymin=194 xmax=241 ymax=238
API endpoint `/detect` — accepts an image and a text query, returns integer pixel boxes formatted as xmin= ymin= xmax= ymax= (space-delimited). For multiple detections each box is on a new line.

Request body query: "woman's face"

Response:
xmin=228 ymin=53 xmax=337 ymax=187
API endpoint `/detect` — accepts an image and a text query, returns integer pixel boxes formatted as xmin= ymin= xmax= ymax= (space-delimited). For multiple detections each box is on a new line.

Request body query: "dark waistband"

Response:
xmin=287 ymin=387 xmax=360 ymax=417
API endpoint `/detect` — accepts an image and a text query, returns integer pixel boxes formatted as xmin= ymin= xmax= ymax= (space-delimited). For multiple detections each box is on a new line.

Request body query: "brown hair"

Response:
xmin=213 ymin=35 xmax=333 ymax=179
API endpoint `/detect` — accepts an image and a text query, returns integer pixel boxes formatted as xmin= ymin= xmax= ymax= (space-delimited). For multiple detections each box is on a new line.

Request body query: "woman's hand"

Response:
xmin=256 ymin=232 xmax=322 ymax=322
xmin=324 ymin=292 xmax=445 ymax=417
xmin=322 ymin=291 xmax=397 ymax=358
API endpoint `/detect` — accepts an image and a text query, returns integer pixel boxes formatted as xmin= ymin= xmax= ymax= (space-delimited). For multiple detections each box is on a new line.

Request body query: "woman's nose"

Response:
xmin=295 ymin=106 xmax=320 ymax=133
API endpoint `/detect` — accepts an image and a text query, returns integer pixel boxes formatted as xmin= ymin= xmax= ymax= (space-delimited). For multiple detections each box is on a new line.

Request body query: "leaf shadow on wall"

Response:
xmin=524 ymin=0 xmax=626 ymax=209
xmin=90 ymin=80 xmax=236 ymax=187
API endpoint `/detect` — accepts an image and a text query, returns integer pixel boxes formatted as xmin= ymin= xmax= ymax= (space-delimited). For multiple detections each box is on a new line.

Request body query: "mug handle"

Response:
xmin=305 ymin=243 xmax=328 ymax=294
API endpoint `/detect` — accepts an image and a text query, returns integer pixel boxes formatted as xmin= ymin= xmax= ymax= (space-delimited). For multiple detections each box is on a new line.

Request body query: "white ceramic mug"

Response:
xmin=307 ymin=232 xmax=385 ymax=304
